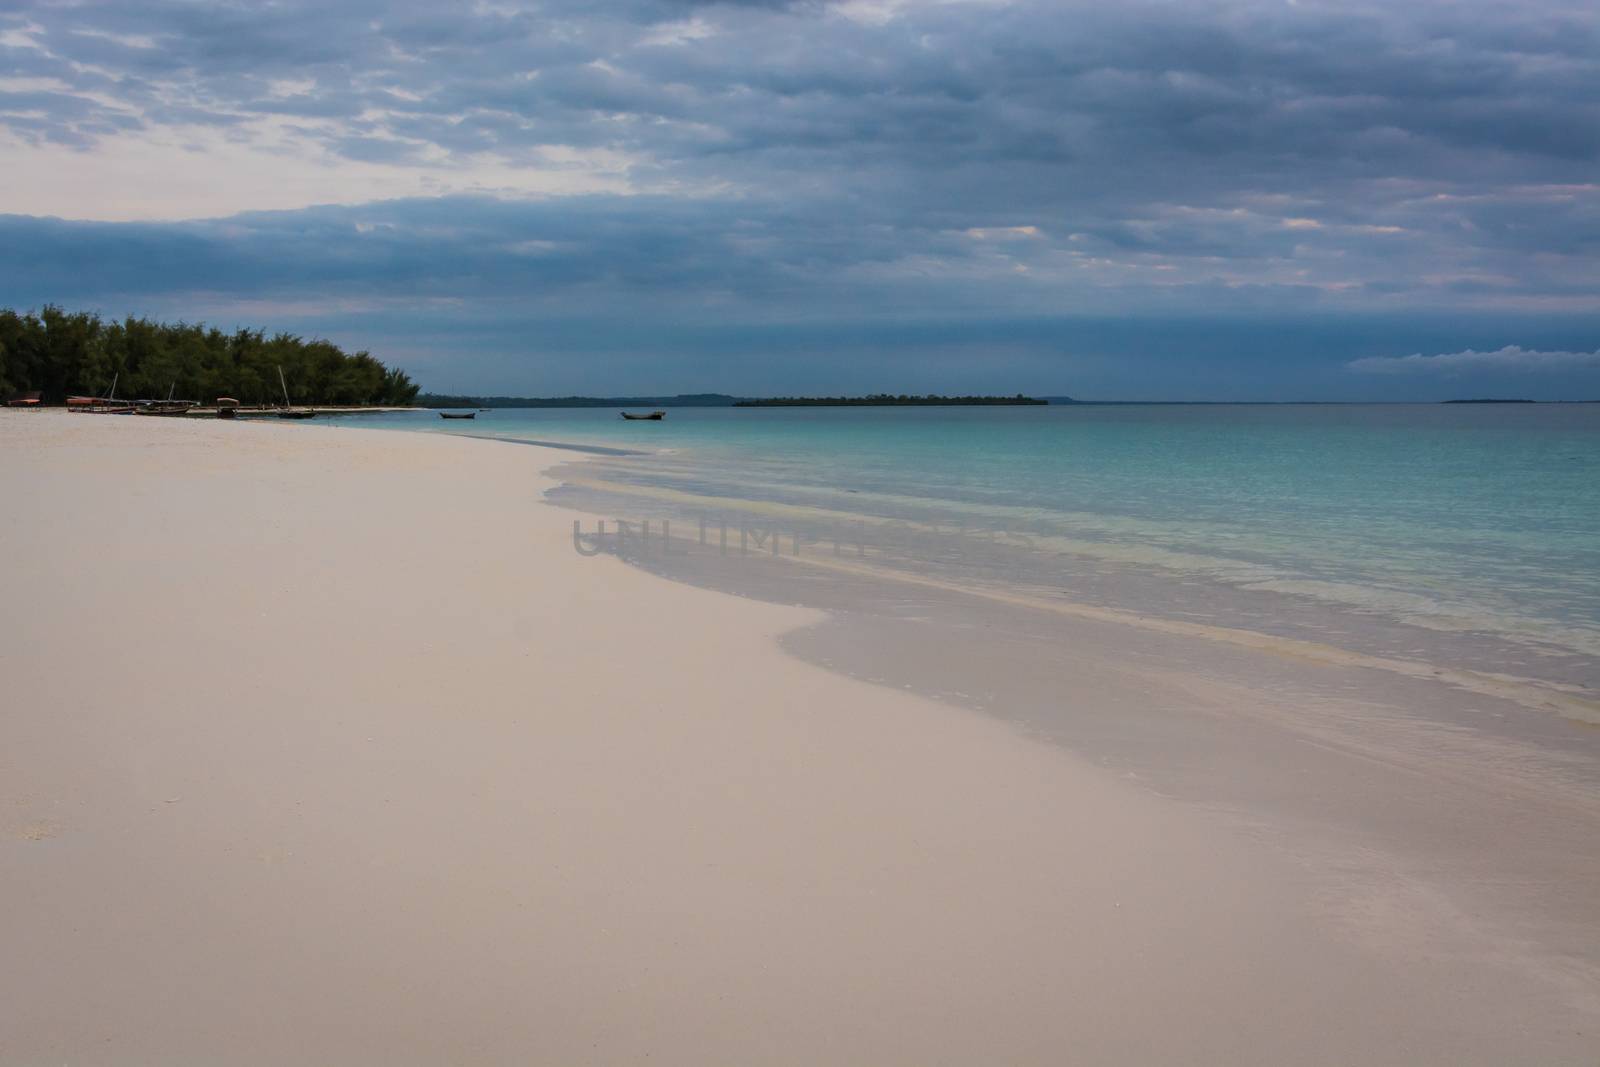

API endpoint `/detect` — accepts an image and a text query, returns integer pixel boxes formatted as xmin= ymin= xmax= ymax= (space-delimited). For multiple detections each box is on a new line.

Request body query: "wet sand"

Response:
xmin=568 ymin=476 xmax=1600 ymax=1035
xmin=2 ymin=411 xmax=1597 ymax=1064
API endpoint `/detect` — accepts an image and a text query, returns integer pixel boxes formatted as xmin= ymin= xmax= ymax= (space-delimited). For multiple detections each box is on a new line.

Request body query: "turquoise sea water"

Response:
xmin=345 ymin=404 xmax=1600 ymax=691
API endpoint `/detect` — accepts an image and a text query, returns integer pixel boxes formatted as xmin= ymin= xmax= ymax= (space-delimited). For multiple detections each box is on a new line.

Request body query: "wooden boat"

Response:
xmin=216 ymin=397 xmax=240 ymax=420
xmin=439 ymin=411 xmax=477 ymax=419
xmin=136 ymin=383 xmax=195 ymax=415
xmin=275 ymin=366 xmax=314 ymax=419
xmin=69 ymin=374 xmax=132 ymax=412
xmin=620 ymin=410 xmax=666 ymax=420
xmin=5 ymin=390 xmax=41 ymax=408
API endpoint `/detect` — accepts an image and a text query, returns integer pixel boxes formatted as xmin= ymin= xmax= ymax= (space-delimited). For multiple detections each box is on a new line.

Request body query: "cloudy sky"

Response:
xmin=2 ymin=0 xmax=1597 ymax=399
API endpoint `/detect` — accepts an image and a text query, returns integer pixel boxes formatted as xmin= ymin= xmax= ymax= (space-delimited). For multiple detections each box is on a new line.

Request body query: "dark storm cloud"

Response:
xmin=0 ymin=196 xmax=947 ymax=311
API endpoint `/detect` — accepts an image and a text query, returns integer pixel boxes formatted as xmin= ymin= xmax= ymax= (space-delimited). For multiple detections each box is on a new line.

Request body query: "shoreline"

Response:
xmin=553 ymin=467 xmax=1600 ymax=995
xmin=4 ymin=411 xmax=1598 ymax=1063
xmin=453 ymin=401 xmax=1600 ymax=702
xmin=545 ymin=459 xmax=1599 ymax=718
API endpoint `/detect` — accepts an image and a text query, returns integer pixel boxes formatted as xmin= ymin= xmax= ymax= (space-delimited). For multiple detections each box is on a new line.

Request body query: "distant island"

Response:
xmin=417 ymin=393 xmax=740 ymax=408
xmin=734 ymin=394 xmax=1049 ymax=407
xmin=419 ymin=392 xmax=1057 ymax=408
xmin=1442 ymin=398 xmax=1537 ymax=404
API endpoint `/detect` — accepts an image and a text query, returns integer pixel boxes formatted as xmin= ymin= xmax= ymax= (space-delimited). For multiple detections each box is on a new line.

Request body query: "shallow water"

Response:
xmin=345 ymin=403 xmax=1600 ymax=700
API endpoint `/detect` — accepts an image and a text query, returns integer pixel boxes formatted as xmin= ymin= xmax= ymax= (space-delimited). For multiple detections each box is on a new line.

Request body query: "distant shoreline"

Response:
xmin=421 ymin=392 xmax=1051 ymax=408
xmin=733 ymin=394 xmax=1047 ymax=407
xmin=416 ymin=393 xmax=1598 ymax=408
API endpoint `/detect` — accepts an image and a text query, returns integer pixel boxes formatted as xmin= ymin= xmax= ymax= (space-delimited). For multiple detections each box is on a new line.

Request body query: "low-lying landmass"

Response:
xmin=734 ymin=393 xmax=1049 ymax=406
xmin=420 ymin=393 xmax=1058 ymax=408
xmin=418 ymin=392 xmax=741 ymax=408
xmin=0 ymin=305 xmax=420 ymax=407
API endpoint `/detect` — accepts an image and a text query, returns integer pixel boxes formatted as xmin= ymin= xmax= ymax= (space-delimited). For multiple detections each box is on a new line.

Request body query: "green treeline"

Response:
xmin=0 ymin=306 xmax=420 ymax=406
xmin=733 ymin=394 xmax=1048 ymax=407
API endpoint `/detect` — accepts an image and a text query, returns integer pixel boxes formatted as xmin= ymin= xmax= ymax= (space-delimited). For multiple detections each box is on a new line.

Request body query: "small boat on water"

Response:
xmin=439 ymin=411 xmax=477 ymax=420
xmin=5 ymin=390 xmax=41 ymax=408
xmin=620 ymin=410 xmax=666 ymax=420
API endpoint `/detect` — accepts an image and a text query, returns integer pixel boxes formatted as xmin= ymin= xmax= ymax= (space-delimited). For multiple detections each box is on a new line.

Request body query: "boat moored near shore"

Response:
xmin=67 ymin=373 xmax=133 ymax=413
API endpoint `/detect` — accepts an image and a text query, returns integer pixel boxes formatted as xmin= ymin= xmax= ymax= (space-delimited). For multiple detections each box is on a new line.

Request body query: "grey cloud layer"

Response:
xmin=5 ymin=198 xmax=1597 ymax=400
xmin=2 ymin=0 xmax=1598 ymax=395
xmin=6 ymin=1 xmax=1598 ymax=294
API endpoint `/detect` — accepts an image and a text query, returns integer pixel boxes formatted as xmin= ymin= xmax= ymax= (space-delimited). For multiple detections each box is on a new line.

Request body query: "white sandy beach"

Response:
xmin=2 ymin=412 xmax=1596 ymax=1065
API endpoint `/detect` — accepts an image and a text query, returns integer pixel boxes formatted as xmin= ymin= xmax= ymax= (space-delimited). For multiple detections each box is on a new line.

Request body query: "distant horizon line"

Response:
xmin=416 ymin=391 xmax=1599 ymax=407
